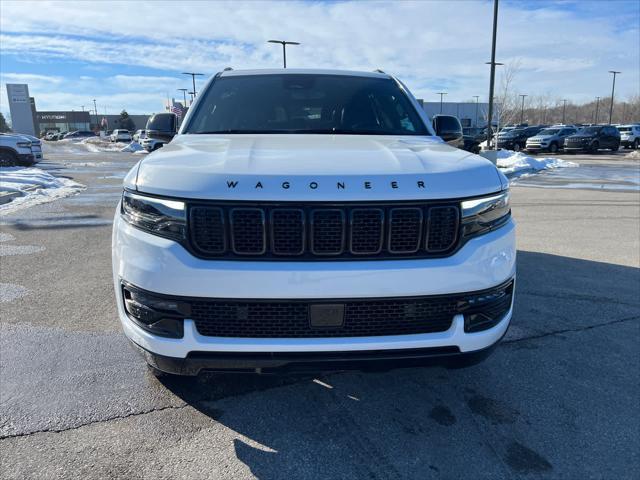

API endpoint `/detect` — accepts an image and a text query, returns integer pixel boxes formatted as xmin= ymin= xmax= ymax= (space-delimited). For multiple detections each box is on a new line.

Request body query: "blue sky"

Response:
xmin=1 ymin=0 xmax=638 ymax=119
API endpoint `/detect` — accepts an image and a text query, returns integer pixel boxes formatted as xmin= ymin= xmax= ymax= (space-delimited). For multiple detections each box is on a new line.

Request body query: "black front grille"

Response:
xmin=185 ymin=280 xmax=514 ymax=338
xmin=188 ymin=202 xmax=461 ymax=260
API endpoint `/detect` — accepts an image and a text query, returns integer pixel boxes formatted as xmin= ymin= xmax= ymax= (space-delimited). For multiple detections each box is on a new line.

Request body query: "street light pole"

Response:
xmin=519 ymin=94 xmax=527 ymax=124
xmin=436 ymin=92 xmax=447 ymax=113
xmin=93 ymin=99 xmax=98 ymax=130
xmin=473 ymin=95 xmax=480 ymax=127
xmin=562 ymin=99 xmax=568 ymax=124
xmin=182 ymin=72 xmax=204 ymax=99
xmin=595 ymin=96 xmax=601 ymax=124
xmin=268 ymin=40 xmax=301 ymax=68
xmin=485 ymin=0 xmax=501 ymax=150
xmin=608 ymin=70 xmax=621 ymax=125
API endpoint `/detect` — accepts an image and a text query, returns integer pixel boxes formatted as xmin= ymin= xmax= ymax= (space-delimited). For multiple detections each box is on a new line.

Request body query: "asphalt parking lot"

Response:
xmin=1 ymin=145 xmax=639 ymax=479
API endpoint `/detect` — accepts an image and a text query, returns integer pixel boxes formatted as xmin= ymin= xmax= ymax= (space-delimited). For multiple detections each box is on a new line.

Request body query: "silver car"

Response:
xmin=526 ymin=126 xmax=577 ymax=154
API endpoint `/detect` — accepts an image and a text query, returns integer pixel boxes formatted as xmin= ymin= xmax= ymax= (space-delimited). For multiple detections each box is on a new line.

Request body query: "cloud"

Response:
xmin=0 ymin=0 xmax=638 ymax=114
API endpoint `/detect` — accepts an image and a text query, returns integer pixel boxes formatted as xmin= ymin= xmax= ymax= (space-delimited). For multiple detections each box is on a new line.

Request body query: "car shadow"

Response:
xmin=157 ymin=250 xmax=640 ymax=479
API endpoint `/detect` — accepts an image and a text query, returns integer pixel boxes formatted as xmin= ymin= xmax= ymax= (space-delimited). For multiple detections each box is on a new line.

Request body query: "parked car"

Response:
xmin=64 ymin=130 xmax=97 ymax=140
xmin=140 ymin=136 xmax=167 ymax=152
xmin=54 ymin=132 xmax=67 ymax=141
xmin=110 ymin=129 xmax=132 ymax=142
xmin=133 ymin=129 xmax=147 ymax=143
xmin=525 ymin=126 xmax=577 ymax=154
xmin=113 ymin=68 xmax=515 ymax=376
xmin=0 ymin=133 xmax=36 ymax=166
xmin=617 ymin=124 xmax=640 ymax=149
xmin=496 ymin=126 xmax=545 ymax=151
xmin=17 ymin=134 xmax=43 ymax=162
xmin=563 ymin=125 xmax=621 ymax=153
xmin=462 ymin=135 xmax=481 ymax=154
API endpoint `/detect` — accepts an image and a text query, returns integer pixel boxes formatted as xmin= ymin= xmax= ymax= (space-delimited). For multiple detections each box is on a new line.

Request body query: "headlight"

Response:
xmin=461 ymin=190 xmax=511 ymax=237
xmin=16 ymin=141 xmax=31 ymax=148
xmin=121 ymin=190 xmax=186 ymax=241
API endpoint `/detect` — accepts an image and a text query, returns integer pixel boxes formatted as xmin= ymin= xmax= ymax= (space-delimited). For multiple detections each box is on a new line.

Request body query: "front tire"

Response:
xmin=0 ymin=150 xmax=17 ymax=167
xmin=549 ymin=142 xmax=559 ymax=154
xmin=589 ymin=141 xmax=599 ymax=154
xmin=513 ymin=143 xmax=521 ymax=152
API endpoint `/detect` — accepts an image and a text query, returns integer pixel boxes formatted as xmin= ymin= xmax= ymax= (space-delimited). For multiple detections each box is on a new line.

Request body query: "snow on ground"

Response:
xmin=495 ymin=149 xmax=577 ymax=178
xmin=79 ymin=137 xmax=130 ymax=153
xmin=625 ymin=150 xmax=640 ymax=159
xmin=0 ymin=167 xmax=85 ymax=215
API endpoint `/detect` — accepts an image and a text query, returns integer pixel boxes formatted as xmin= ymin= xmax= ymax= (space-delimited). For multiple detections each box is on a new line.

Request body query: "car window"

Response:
xmin=185 ymin=74 xmax=429 ymax=135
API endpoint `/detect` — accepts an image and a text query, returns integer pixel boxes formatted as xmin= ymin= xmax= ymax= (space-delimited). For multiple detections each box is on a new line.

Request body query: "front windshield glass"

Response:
xmin=618 ymin=127 xmax=631 ymax=132
xmin=539 ymin=129 xmax=560 ymax=135
xmin=185 ymin=74 xmax=429 ymax=135
xmin=581 ymin=127 xmax=601 ymax=134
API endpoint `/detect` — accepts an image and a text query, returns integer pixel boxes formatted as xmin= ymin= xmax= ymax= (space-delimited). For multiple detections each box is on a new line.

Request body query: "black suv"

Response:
xmin=563 ymin=126 xmax=620 ymax=153
xmin=496 ymin=126 xmax=545 ymax=151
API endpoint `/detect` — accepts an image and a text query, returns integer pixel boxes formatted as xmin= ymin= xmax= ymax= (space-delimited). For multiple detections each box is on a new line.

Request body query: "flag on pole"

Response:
xmin=170 ymin=104 xmax=183 ymax=118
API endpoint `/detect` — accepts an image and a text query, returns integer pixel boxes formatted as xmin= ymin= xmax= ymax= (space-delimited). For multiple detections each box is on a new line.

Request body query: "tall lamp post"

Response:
xmin=608 ymin=70 xmax=621 ymax=125
xmin=182 ymin=72 xmax=203 ymax=99
xmin=268 ymin=40 xmax=300 ymax=68
xmin=561 ymin=99 xmax=568 ymax=124
xmin=177 ymin=88 xmax=189 ymax=107
xmin=93 ymin=99 xmax=98 ymax=130
xmin=485 ymin=0 xmax=502 ymax=149
xmin=473 ymin=95 xmax=480 ymax=127
xmin=519 ymin=94 xmax=527 ymax=124
xmin=436 ymin=92 xmax=447 ymax=113
xmin=594 ymin=96 xmax=601 ymax=124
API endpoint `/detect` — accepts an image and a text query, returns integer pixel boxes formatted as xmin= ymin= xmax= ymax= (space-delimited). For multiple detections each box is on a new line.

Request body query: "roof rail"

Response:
xmin=374 ymin=69 xmax=386 ymax=74
xmin=223 ymin=67 xmax=233 ymax=71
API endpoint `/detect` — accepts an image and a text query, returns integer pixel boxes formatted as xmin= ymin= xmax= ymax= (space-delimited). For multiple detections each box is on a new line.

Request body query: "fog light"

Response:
xmin=122 ymin=286 xmax=190 ymax=338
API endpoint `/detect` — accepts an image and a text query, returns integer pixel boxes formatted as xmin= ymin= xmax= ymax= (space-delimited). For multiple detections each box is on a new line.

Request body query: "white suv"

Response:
xmin=110 ymin=129 xmax=132 ymax=143
xmin=617 ymin=124 xmax=640 ymax=149
xmin=112 ymin=69 xmax=516 ymax=376
xmin=0 ymin=133 xmax=36 ymax=166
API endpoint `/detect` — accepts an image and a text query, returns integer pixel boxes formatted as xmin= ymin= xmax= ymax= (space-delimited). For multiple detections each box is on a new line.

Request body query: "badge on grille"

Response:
xmin=309 ymin=304 xmax=345 ymax=328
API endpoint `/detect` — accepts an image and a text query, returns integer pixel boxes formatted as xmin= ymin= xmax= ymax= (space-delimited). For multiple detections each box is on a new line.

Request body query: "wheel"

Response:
xmin=0 ymin=150 xmax=17 ymax=167
xmin=549 ymin=142 xmax=559 ymax=154
xmin=589 ymin=142 xmax=599 ymax=154
xmin=513 ymin=143 xmax=521 ymax=152
xmin=612 ymin=142 xmax=620 ymax=152
xmin=634 ymin=139 xmax=639 ymax=150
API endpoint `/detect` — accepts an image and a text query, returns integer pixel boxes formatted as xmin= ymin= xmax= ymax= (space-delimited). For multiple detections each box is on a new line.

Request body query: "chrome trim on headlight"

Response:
xmin=121 ymin=190 xmax=186 ymax=241
xmin=461 ymin=190 xmax=511 ymax=237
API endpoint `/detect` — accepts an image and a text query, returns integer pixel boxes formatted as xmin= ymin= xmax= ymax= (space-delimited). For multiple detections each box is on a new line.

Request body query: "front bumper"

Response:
xmin=112 ymin=212 xmax=516 ymax=371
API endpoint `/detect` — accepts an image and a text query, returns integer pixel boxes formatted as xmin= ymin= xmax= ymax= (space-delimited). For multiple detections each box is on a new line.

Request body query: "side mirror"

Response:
xmin=146 ymin=113 xmax=177 ymax=142
xmin=432 ymin=115 xmax=463 ymax=145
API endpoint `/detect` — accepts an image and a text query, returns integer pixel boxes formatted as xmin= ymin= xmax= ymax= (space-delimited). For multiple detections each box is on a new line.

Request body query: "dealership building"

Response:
xmin=5 ymin=83 xmax=151 ymax=136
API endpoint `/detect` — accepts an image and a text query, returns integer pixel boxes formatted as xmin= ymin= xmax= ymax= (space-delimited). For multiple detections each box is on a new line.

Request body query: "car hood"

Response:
xmin=131 ymin=134 xmax=504 ymax=201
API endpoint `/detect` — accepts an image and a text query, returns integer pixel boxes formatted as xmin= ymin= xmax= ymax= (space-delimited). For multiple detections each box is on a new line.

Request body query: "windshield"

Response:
xmin=539 ymin=129 xmax=560 ymax=135
xmin=618 ymin=127 xmax=631 ymax=132
xmin=580 ymin=127 xmax=601 ymax=134
xmin=185 ymin=74 xmax=429 ymax=135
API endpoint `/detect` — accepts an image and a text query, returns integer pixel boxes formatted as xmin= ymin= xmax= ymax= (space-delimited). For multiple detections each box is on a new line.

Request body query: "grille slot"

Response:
xmin=190 ymin=207 xmax=226 ymax=254
xmin=271 ymin=209 xmax=305 ymax=255
xmin=388 ymin=208 xmax=423 ymax=253
xmin=311 ymin=209 xmax=345 ymax=255
xmin=426 ymin=206 xmax=459 ymax=252
xmin=350 ymin=208 xmax=384 ymax=254
xmin=230 ymin=208 xmax=266 ymax=255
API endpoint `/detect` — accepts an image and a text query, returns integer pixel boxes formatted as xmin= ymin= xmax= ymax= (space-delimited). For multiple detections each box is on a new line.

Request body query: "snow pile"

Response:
xmin=625 ymin=150 xmax=640 ymax=159
xmin=80 ymin=137 xmax=129 ymax=153
xmin=120 ymin=142 xmax=144 ymax=153
xmin=496 ymin=150 xmax=577 ymax=177
xmin=0 ymin=167 xmax=85 ymax=214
